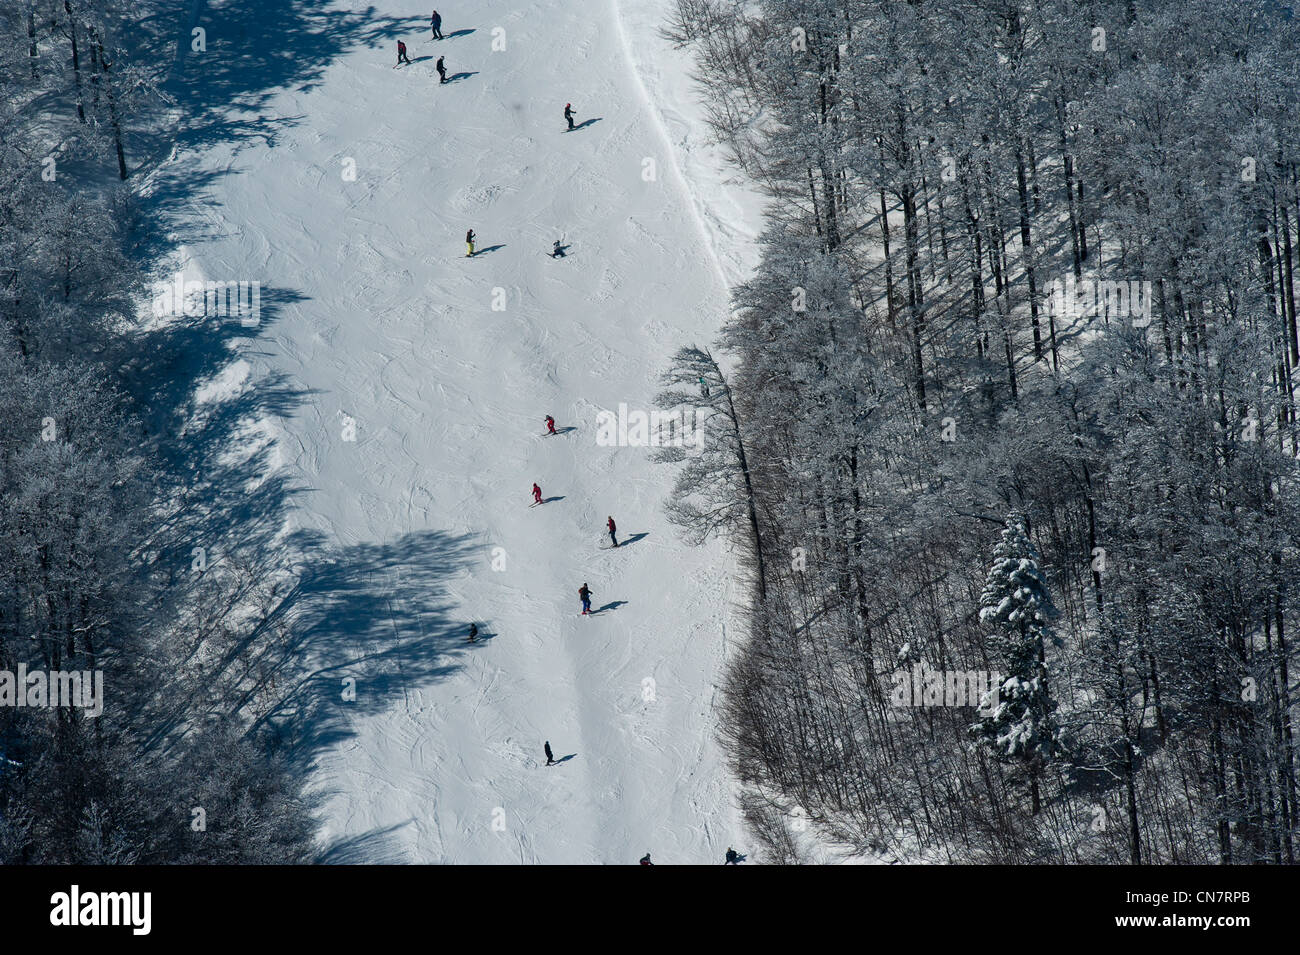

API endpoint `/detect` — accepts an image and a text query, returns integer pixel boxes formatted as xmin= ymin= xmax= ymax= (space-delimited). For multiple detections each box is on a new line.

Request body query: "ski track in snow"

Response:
xmin=160 ymin=0 xmax=766 ymax=864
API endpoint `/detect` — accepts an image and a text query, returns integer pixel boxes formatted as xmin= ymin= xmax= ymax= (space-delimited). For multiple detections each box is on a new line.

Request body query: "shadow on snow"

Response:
xmin=123 ymin=0 xmax=489 ymax=864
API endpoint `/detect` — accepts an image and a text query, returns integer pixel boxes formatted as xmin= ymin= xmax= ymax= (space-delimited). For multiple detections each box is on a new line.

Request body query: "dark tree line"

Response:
xmin=0 ymin=2 xmax=314 ymax=862
xmin=663 ymin=0 xmax=1300 ymax=863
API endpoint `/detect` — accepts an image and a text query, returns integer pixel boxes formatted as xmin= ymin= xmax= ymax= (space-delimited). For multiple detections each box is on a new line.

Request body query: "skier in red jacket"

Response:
xmin=545 ymin=415 xmax=557 ymax=435
xmin=607 ymin=516 xmax=618 ymax=548
xmin=532 ymin=483 xmax=543 ymax=505
xmin=397 ymin=40 xmax=411 ymax=65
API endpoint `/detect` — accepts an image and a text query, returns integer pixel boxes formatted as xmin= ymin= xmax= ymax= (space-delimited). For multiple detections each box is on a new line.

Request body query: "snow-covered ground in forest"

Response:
xmin=151 ymin=0 xmax=765 ymax=863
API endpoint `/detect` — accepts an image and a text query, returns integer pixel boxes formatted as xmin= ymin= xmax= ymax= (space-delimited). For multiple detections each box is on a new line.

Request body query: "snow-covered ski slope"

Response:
xmin=161 ymin=0 xmax=763 ymax=863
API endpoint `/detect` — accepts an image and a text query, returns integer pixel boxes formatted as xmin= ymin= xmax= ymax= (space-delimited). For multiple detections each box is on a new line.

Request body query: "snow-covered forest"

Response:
xmin=665 ymin=0 xmax=1300 ymax=863
xmin=0 ymin=2 xmax=316 ymax=862
xmin=1 ymin=0 xmax=1298 ymax=870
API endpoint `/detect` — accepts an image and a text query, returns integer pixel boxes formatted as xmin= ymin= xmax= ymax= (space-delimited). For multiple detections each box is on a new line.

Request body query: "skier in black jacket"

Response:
xmin=564 ymin=103 xmax=575 ymax=130
xmin=544 ymin=741 xmax=555 ymax=766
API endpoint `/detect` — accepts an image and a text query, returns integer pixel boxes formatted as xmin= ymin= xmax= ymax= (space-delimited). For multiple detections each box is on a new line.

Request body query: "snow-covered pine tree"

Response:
xmin=973 ymin=512 xmax=1059 ymax=815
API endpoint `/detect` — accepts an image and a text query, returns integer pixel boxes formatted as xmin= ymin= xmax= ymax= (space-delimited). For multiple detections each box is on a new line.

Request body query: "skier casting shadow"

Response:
xmin=542 ymin=742 xmax=575 ymax=766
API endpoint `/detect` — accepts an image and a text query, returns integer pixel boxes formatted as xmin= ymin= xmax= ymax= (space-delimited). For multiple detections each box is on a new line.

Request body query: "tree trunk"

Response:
xmin=28 ymin=4 xmax=39 ymax=80
xmin=91 ymin=28 xmax=128 ymax=180
xmin=1015 ymin=143 xmax=1044 ymax=362
xmin=65 ymin=2 xmax=86 ymax=123
xmin=902 ymin=185 xmax=926 ymax=409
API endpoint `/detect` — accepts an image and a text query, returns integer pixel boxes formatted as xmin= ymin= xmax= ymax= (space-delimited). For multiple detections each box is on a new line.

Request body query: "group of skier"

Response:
xmin=533 ymin=416 xmax=618 ymax=575
xmin=394 ymin=10 xmax=449 ymax=79
xmin=394 ymin=9 xmax=577 ymax=135
xmin=401 ymin=7 xmax=742 ymax=865
xmin=463 ymin=99 xmax=575 ymax=256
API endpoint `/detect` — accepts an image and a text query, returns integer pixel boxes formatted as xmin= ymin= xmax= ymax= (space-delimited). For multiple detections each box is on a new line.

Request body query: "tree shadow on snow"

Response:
xmin=117 ymin=0 xmax=500 ymax=867
xmin=248 ymin=526 xmax=482 ymax=761
xmin=146 ymin=2 xmax=431 ymax=170
xmin=120 ymin=282 xmax=486 ymax=857
xmin=316 ymin=819 xmax=418 ymax=864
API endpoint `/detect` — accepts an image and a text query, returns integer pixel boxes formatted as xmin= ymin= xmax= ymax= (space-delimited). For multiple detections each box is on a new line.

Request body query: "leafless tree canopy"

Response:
xmin=663 ymin=0 xmax=1300 ymax=864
